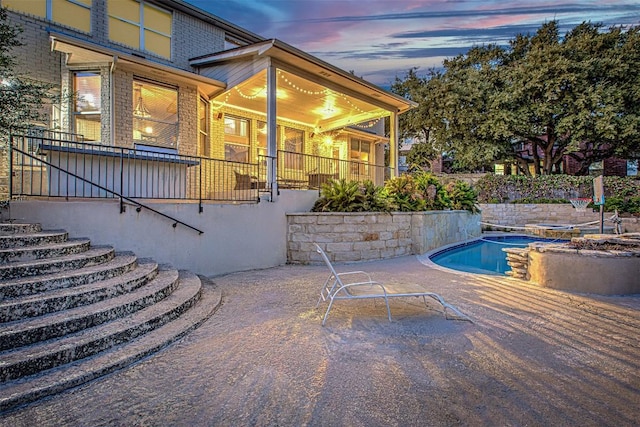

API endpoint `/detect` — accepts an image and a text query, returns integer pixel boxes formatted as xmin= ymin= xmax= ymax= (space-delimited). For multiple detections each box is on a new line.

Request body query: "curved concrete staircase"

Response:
xmin=0 ymin=223 xmax=221 ymax=412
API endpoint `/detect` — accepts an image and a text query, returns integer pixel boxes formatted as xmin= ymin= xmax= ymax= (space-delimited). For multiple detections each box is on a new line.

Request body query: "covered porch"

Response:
xmin=191 ymin=39 xmax=415 ymax=197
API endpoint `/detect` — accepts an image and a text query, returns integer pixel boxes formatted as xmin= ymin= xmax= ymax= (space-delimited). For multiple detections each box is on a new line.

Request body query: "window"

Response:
xmin=283 ymin=127 xmax=304 ymax=170
xmin=350 ymin=138 xmax=371 ymax=176
xmin=5 ymin=0 xmax=91 ymax=32
xmin=74 ymin=72 xmax=101 ymax=142
xmin=198 ymin=97 xmax=210 ymax=157
xmin=224 ymin=115 xmax=250 ymax=163
xmin=108 ymin=0 xmax=172 ymax=59
xmin=132 ymin=79 xmax=178 ymax=148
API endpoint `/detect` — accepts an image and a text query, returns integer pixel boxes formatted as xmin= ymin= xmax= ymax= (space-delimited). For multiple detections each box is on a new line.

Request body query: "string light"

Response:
xmin=214 ymin=70 xmax=378 ymax=120
xmin=353 ymin=118 xmax=383 ymax=128
xmin=277 ymin=70 xmax=328 ymax=95
xmin=235 ymin=85 xmax=266 ymax=100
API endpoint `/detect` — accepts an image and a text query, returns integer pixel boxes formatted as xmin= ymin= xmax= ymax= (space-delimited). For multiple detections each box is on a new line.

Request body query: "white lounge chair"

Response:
xmin=314 ymin=243 xmax=472 ymax=326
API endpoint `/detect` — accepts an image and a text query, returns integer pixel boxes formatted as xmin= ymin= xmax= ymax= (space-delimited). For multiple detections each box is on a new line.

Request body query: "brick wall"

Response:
xmin=287 ymin=211 xmax=481 ymax=263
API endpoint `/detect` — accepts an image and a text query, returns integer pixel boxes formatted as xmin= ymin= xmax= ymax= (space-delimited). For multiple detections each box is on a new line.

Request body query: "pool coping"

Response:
xmin=416 ymin=232 xmax=561 ymax=277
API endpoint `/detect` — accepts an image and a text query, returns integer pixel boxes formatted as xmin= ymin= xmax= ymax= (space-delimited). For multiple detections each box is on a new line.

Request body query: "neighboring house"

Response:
xmin=398 ymin=137 xmax=447 ymax=174
xmin=2 ymin=0 xmax=414 ymax=202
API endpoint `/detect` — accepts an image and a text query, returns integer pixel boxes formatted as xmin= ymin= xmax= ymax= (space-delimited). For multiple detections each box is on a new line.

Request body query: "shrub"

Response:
xmin=311 ymin=174 xmax=480 ymax=213
xmin=446 ymin=180 xmax=481 ymax=213
xmin=475 ymin=174 xmax=640 ymax=214
xmin=311 ymin=179 xmax=392 ymax=212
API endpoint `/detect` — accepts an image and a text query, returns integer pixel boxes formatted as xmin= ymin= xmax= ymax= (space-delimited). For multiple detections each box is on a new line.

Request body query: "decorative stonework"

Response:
xmin=287 ymin=211 xmax=481 ymax=264
xmin=480 ymin=204 xmax=640 ymax=233
xmin=505 ymin=233 xmax=640 ymax=295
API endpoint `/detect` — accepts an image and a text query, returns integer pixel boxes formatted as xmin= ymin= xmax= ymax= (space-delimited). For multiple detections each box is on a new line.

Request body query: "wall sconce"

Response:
xmin=217 ymin=112 xmax=223 ymax=120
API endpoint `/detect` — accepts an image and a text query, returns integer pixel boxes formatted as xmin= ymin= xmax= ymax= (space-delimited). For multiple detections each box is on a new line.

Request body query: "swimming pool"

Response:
xmin=427 ymin=235 xmax=564 ymax=275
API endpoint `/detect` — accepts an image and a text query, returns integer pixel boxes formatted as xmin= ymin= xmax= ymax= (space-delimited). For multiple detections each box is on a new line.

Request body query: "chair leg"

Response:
xmin=322 ymin=298 xmax=336 ymax=326
xmin=383 ymin=296 xmax=392 ymax=321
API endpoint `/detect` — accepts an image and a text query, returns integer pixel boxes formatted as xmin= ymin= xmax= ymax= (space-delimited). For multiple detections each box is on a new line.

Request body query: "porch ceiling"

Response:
xmin=213 ymin=69 xmax=389 ymax=132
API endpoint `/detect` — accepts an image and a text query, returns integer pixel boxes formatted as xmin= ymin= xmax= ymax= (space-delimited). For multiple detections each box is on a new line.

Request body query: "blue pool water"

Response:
xmin=429 ymin=235 xmax=563 ymax=275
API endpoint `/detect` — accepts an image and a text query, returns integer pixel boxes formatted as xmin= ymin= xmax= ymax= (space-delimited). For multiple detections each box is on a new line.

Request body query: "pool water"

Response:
xmin=429 ymin=235 xmax=562 ymax=275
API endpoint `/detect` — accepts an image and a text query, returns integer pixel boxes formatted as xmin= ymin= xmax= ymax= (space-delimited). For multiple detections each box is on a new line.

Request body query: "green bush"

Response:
xmin=445 ymin=180 xmax=481 ymax=213
xmin=475 ymin=174 xmax=640 ymax=214
xmin=312 ymin=179 xmax=392 ymax=212
xmin=311 ymin=173 xmax=480 ymax=213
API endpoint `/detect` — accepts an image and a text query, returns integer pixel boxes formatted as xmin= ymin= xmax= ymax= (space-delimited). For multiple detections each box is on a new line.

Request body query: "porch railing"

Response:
xmin=9 ymin=132 xmax=261 ymax=203
xmin=7 ymin=131 xmax=392 ymax=205
xmin=275 ymin=150 xmax=390 ymax=189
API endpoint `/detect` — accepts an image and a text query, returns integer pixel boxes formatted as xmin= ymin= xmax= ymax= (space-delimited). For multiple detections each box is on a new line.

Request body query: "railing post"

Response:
xmin=8 ymin=131 xmax=13 ymax=200
xmin=119 ymin=151 xmax=124 ymax=213
xmin=198 ymin=157 xmax=203 ymax=213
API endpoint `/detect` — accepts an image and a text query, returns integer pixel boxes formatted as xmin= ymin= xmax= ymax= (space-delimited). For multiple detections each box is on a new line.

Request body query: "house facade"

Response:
xmin=3 ymin=0 xmax=414 ymax=202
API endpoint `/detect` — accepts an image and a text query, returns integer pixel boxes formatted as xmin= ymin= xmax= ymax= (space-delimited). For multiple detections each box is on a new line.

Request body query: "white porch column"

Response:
xmin=389 ymin=111 xmax=399 ymax=177
xmin=266 ymin=61 xmax=278 ymax=199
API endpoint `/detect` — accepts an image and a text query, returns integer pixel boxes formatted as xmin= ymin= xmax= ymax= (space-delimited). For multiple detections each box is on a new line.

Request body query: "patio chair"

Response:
xmin=314 ymin=243 xmax=472 ymax=326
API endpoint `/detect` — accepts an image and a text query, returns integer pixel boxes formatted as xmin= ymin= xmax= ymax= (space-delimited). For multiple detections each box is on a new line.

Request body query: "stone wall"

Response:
xmin=287 ymin=211 xmax=481 ymax=264
xmin=479 ymin=204 xmax=640 ymax=233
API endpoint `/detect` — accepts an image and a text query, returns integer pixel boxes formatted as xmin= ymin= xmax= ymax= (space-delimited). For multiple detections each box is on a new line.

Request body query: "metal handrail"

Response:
xmin=9 ymin=142 xmax=204 ymax=235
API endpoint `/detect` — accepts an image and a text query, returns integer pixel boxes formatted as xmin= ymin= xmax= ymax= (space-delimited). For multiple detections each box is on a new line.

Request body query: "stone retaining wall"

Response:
xmin=479 ymin=204 xmax=640 ymax=233
xmin=287 ymin=211 xmax=481 ymax=264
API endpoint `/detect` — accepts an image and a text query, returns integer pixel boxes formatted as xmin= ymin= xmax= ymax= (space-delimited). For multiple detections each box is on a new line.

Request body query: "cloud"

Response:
xmin=189 ymin=0 xmax=640 ymax=85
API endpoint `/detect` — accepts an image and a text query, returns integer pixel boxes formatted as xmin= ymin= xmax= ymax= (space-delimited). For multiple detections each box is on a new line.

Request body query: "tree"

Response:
xmin=392 ymin=21 xmax=640 ymax=175
xmin=391 ymin=68 xmax=447 ymax=171
xmin=0 ymin=7 xmax=55 ymax=138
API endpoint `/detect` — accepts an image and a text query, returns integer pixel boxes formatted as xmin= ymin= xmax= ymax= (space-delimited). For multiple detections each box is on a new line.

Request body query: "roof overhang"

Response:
xmin=190 ymin=39 xmax=416 ymax=114
xmin=49 ymin=32 xmax=226 ymax=97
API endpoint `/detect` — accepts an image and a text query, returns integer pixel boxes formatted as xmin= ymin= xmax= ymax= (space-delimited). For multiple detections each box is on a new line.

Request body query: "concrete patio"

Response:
xmin=2 ymin=255 xmax=639 ymax=426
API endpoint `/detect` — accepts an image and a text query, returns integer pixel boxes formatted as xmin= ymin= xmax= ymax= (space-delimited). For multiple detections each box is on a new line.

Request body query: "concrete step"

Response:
xmin=0 ymin=245 xmax=115 ymax=281
xmin=0 ymin=238 xmax=91 ymax=264
xmin=0 ymin=278 xmax=221 ymax=413
xmin=0 ymin=223 xmax=42 ymax=235
xmin=0 ymin=267 xmax=179 ymax=352
xmin=0 ymin=253 xmax=138 ymax=299
xmin=0 ymin=270 xmax=202 ymax=383
xmin=0 ymin=230 xmax=68 ymax=249
xmin=0 ymin=260 xmax=159 ymax=322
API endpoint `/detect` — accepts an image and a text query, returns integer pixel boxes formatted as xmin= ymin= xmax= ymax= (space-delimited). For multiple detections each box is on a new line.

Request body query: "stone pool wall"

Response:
xmin=287 ymin=211 xmax=481 ymax=264
xmin=480 ymin=204 xmax=640 ymax=233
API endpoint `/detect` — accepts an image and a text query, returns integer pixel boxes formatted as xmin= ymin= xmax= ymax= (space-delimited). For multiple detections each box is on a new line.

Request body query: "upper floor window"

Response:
xmin=5 ymin=0 xmax=91 ymax=32
xmin=74 ymin=71 xmax=101 ymax=142
xmin=108 ymin=0 xmax=172 ymax=59
xmin=224 ymin=115 xmax=250 ymax=163
xmin=132 ymin=79 xmax=178 ymax=148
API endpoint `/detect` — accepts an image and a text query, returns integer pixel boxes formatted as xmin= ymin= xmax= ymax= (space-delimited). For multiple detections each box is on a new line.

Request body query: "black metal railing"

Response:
xmin=8 ymin=131 xmax=392 ymax=205
xmin=275 ymin=150 xmax=391 ymax=190
xmin=9 ymin=133 xmax=262 ymax=203
xmin=9 ymin=134 xmax=204 ymax=234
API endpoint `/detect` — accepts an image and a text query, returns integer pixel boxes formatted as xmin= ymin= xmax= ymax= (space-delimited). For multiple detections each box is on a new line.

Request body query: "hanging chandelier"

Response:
xmin=133 ymin=85 xmax=151 ymax=118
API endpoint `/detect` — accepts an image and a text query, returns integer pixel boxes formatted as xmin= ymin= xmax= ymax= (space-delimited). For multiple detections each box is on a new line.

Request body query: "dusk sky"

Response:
xmin=190 ymin=1 xmax=640 ymax=87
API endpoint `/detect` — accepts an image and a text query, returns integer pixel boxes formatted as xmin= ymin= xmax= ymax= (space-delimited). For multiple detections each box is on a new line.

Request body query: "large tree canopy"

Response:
xmin=392 ymin=21 xmax=640 ymax=175
xmin=0 ymin=7 xmax=54 ymax=137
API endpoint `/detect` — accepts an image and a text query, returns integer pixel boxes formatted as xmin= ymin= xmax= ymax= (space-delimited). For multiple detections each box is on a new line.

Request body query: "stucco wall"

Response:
xmin=528 ymin=249 xmax=640 ymax=295
xmin=8 ymin=190 xmax=318 ymax=277
xmin=287 ymin=211 xmax=481 ymax=264
xmin=479 ymin=203 xmax=640 ymax=233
